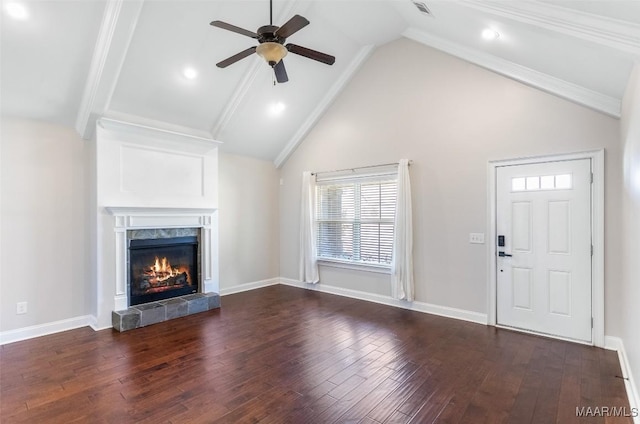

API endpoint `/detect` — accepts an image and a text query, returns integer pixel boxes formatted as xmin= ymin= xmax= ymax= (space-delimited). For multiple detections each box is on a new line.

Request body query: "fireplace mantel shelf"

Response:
xmin=106 ymin=207 xmax=217 ymax=216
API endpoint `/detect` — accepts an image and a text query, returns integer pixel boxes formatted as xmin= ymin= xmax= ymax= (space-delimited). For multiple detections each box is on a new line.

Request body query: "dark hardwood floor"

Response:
xmin=0 ymin=285 xmax=632 ymax=423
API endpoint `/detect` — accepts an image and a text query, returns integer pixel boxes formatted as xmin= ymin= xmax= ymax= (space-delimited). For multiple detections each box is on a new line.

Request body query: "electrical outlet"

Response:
xmin=16 ymin=302 xmax=27 ymax=315
xmin=469 ymin=233 xmax=485 ymax=244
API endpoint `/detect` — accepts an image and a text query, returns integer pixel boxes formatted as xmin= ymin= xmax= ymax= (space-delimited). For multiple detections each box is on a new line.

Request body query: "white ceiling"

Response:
xmin=2 ymin=0 xmax=639 ymax=166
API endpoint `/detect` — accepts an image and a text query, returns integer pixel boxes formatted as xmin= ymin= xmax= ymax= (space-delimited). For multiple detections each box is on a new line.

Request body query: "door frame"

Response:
xmin=487 ymin=149 xmax=604 ymax=347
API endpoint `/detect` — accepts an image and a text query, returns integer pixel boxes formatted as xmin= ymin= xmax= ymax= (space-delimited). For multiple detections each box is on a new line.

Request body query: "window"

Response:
xmin=315 ymin=175 xmax=397 ymax=267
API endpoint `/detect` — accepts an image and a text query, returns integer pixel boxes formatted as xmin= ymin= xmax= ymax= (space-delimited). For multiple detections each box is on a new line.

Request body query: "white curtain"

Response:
xmin=299 ymin=171 xmax=319 ymax=284
xmin=391 ymin=159 xmax=414 ymax=301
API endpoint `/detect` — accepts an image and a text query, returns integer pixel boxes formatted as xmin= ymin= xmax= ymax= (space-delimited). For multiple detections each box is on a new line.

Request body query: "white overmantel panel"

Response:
xmin=96 ymin=118 xmax=220 ymax=209
xmin=94 ymin=119 xmax=220 ymax=329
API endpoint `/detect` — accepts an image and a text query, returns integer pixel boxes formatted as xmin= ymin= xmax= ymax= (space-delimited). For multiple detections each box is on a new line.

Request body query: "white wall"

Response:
xmin=1 ymin=118 xmax=87 ymax=331
xmin=620 ymin=64 xmax=640 ymax=405
xmin=85 ymin=132 xmax=98 ymax=323
xmin=218 ymin=152 xmax=280 ymax=291
xmin=279 ymin=38 xmax=622 ymax=330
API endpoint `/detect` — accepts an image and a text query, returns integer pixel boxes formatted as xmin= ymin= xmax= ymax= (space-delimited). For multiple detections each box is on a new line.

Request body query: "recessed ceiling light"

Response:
xmin=4 ymin=2 xmax=29 ymax=20
xmin=482 ymin=28 xmax=500 ymax=40
xmin=183 ymin=67 xmax=198 ymax=80
xmin=269 ymin=102 xmax=286 ymax=115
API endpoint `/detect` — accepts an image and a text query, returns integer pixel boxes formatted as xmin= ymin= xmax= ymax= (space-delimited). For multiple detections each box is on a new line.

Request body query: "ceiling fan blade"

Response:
xmin=210 ymin=21 xmax=258 ymax=39
xmin=286 ymin=44 xmax=335 ymax=65
xmin=274 ymin=60 xmax=289 ymax=83
xmin=216 ymin=46 xmax=257 ymax=68
xmin=275 ymin=15 xmax=309 ymax=38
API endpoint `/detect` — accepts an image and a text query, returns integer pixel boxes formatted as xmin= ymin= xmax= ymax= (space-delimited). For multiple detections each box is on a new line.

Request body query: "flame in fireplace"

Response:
xmin=145 ymin=256 xmax=184 ymax=283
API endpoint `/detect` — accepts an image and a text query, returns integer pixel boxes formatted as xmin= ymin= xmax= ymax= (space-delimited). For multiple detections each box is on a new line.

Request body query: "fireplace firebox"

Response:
xmin=128 ymin=236 xmax=198 ymax=306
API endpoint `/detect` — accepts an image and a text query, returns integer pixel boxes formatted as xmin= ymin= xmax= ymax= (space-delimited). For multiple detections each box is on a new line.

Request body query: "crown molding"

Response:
xmin=75 ymin=0 xmax=144 ymax=140
xmin=102 ymin=110 xmax=218 ymax=142
xmin=403 ymin=28 xmax=621 ymax=118
xmin=98 ymin=117 xmax=221 ymax=146
xmin=459 ymin=0 xmax=640 ymax=56
xmin=273 ymin=44 xmax=375 ymax=168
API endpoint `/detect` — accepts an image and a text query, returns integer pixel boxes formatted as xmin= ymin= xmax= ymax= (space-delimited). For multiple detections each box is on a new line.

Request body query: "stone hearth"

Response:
xmin=112 ymin=292 xmax=220 ymax=332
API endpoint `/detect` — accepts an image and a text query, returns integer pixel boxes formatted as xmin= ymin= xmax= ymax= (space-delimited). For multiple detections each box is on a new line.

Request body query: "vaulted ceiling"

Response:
xmin=2 ymin=1 xmax=639 ymax=166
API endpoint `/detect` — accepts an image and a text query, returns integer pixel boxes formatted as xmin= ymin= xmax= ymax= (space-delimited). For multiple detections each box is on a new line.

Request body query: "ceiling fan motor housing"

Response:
xmin=257 ymin=25 xmax=285 ymax=44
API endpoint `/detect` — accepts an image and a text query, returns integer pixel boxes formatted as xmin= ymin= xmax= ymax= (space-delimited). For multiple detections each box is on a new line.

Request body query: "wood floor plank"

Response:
xmin=366 ymin=365 xmax=432 ymax=423
xmin=0 ymin=285 xmax=632 ymax=423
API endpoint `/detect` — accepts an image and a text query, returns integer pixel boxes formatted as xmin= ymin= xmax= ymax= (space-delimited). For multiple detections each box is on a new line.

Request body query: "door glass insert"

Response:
xmin=512 ymin=177 xmax=526 ymax=191
xmin=511 ymin=173 xmax=573 ymax=192
xmin=526 ymin=177 xmax=540 ymax=190
xmin=540 ymin=175 xmax=555 ymax=189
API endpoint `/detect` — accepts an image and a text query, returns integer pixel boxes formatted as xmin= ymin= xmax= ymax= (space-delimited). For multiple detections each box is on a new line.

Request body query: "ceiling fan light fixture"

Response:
xmin=256 ymin=42 xmax=287 ymax=66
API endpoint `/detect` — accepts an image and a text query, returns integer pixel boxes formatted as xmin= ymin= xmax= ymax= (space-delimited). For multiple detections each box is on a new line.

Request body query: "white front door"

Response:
xmin=496 ymin=159 xmax=592 ymax=343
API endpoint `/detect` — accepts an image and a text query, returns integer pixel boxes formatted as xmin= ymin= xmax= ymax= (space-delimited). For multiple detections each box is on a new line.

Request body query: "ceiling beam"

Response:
xmin=210 ymin=57 xmax=263 ymax=139
xmin=403 ymin=28 xmax=621 ymax=118
xmin=274 ymin=44 xmax=375 ymax=168
xmin=459 ymin=0 xmax=640 ymax=57
xmin=75 ymin=0 xmax=144 ymax=140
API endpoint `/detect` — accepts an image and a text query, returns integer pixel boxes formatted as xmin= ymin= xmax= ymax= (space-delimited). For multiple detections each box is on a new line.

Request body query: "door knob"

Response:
xmin=498 ymin=251 xmax=512 ymax=257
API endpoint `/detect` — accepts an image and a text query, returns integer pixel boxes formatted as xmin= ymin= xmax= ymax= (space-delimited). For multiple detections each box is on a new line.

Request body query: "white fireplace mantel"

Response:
xmin=106 ymin=207 xmax=219 ymax=311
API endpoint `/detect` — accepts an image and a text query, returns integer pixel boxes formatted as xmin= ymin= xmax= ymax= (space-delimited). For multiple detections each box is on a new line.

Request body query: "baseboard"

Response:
xmin=605 ymin=336 xmax=640 ymax=423
xmin=279 ymin=278 xmax=487 ymax=325
xmin=219 ymin=277 xmax=280 ymax=296
xmin=0 ymin=315 xmax=94 ymax=345
xmin=88 ymin=314 xmax=98 ymax=330
xmin=87 ymin=315 xmax=112 ymax=331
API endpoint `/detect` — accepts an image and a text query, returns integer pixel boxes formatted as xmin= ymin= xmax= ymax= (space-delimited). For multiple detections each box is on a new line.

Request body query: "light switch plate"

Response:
xmin=469 ymin=233 xmax=485 ymax=244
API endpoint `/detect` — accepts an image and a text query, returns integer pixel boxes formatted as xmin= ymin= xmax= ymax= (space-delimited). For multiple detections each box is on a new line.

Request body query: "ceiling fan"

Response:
xmin=210 ymin=0 xmax=335 ymax=83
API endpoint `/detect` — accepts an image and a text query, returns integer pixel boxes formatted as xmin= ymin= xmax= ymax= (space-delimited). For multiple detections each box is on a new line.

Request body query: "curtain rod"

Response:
xmin=311 ymin=160 xmax=412 ymax=176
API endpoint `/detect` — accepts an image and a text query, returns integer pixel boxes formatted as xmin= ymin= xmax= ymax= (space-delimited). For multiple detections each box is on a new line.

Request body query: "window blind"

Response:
xmin=316 ymin=176 xmax=397 ymax=266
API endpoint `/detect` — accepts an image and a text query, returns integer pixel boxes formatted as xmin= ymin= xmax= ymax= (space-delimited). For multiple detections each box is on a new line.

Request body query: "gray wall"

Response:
xmin=218 ymin=152 xmax=280 ymax=290
xmin=279 ymin=38 xmax=622 ymax=331
xmin=1 ymin=118 xmax=88 ymax=331
xmin=620 ymin=64 xmax=640 ymax=400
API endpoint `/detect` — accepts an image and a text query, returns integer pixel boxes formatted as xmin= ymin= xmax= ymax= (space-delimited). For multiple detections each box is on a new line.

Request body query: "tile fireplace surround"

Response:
xmin=106 ymin=207 xmax=219 ymax=329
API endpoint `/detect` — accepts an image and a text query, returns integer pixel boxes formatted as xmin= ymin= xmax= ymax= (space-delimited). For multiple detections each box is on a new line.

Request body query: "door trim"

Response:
xmin=487 ymin=150 xmax=604 ymax=347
